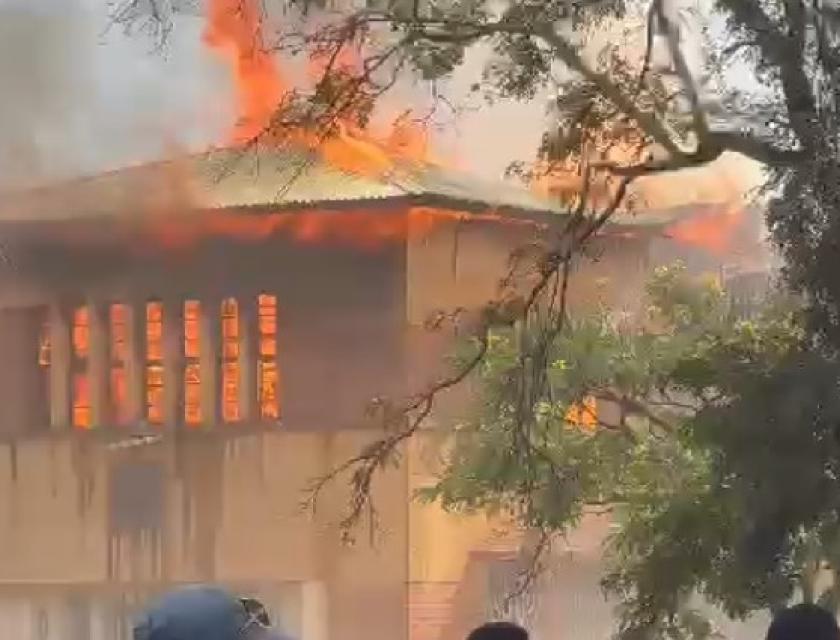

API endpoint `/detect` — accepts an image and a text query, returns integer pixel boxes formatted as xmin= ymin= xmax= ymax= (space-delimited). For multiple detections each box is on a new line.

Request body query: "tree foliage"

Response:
xmin=421 ymin=264 xmax=840 ymax=637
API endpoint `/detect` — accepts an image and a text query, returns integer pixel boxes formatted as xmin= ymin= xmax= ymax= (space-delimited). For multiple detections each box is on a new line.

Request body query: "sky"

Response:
xmin=0 ymin=0 xmax=229 ymax=187
xmin=0 ymin=0 xmax=764 ymax=208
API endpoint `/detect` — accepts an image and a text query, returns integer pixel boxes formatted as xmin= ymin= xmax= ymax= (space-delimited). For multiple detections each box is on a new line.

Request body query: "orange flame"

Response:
xmin=319 ymin=122 xmax=395 ymax=177
xmin=136 ymin=206 xmax=542 ymax=253
xmin=667 ymin=204 xmax=745 ymax=255
xmin=202 ymin=0 xmax=436 ymax=177
xmin=203 ymin=0 xmax=284 ymax=144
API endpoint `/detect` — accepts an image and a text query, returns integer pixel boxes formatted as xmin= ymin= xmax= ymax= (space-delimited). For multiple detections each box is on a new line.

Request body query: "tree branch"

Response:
xmin=652 ymin=0 xmax=710 ymax=142
xmin=305 ymin=158 xmax=639 ymax=536
xmin=533 ymin=24 xmax=689 ymax=161
xmin=594 ymin=389 xmax=678 ymax=434
xmin=718 ymin=0 xmax=819 ymax=151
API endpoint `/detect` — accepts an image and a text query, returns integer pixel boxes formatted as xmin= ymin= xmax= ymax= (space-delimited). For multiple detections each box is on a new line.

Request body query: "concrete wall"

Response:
xmin=0 ymin=307 xmax=48 ymax=436
xmin=0 ymin=430 xmax=529 ymax=640
xmin=0 ymin=430 xmax=409 ymax=640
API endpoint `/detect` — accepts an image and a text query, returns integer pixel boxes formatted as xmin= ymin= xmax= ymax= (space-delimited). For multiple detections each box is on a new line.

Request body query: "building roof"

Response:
xmin=0 ymin=147 xmax=686 ymax=229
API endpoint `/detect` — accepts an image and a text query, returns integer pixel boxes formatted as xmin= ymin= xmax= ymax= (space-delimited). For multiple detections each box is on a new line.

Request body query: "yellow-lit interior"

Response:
xmin=110 ymin=304 xmax=128 ymax=425
xmin=257 ymin=294 xmax=279 ymax=420
xmin=40 ymin=295 xmax=283 ymax=428
xmin=146 ymin=302 xmax=164 ymax=425
xmin=184 ymin=300 xmax=201 ymax=425
xmin=71 ymin=306 xmax=91 ymax=429
xmin=184 ymin=363 xmax=201 ymax=425
xmin=221 ymin=298 xmax=240 ymax=422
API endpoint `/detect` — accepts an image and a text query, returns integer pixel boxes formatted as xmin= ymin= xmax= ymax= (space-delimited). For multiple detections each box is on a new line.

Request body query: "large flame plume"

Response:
xmin=202 ymin=0 xmax=433 ymax=178
xmin=202 ymin=0 xmax=285 ymax=145
xmin=667 ymin=202 xmax=746 ymax=256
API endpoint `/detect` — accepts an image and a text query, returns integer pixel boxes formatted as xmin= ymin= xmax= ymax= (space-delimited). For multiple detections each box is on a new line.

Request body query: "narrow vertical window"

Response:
xmin=146 ymin=301 xmax=164 ymax=425
xmin=183 ymin=300 xmax=201 ymax=426
xmin=221 ymin=298 xmax=240 ymax=422
xmin=257 ymin=294 xmax=279 ymax=420
xmin=72 ymin=306 xmax=89 ymax=359
xmin=72 ymin=306 xmax=91 ymax=429
xmin=110 ymin=304 xmax=128 ymax=424
xmin=72 ymin=374 xmax=90 ymax=430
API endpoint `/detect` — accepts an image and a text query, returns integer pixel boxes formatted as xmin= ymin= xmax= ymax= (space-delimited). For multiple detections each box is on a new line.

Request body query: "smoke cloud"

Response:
xmin=0 ymin=0 xmax=226 ymax=190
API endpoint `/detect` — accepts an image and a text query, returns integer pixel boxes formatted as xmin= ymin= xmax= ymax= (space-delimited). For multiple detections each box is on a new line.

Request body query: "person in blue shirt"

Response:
xmin=133 ymin=584 xmax=292 ymax=640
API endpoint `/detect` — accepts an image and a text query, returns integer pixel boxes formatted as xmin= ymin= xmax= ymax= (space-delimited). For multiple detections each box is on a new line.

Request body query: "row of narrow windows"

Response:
xmin=39 ymin=295 xmax=279 ymax=429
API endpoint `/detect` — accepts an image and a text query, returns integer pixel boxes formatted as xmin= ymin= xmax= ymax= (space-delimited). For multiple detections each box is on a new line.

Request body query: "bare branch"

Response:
xmin=718 ymin=0 xmax=819 ymax=150
xmin=636 ymin=1 xmax=658 ymax=94
xmin=501 ymin=527 xmax=553 ymax=607
xmin=533 ymin=24 xmax=689 ymax=161
xmin=593 ymin=389 xmax=678 ymax=434
xmin=304 ymin=331 xmax=489 ymax=538
xmin=305 ymin=155 xmax=639 ymax=536
xmin=652 ymin=0 xmax=709 ymax=142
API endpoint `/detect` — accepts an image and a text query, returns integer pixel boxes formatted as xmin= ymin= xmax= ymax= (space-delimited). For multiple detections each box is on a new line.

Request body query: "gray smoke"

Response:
xmin=0 ymin=0 xmax=226 ymax=190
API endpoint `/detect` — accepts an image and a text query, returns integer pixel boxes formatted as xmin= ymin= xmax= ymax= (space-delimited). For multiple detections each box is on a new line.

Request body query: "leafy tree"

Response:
xmin=423 ymin=264 xmax=840 ymax=637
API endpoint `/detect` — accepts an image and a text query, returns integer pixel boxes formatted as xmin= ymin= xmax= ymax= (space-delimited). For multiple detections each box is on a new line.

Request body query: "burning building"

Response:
xmin=0 ymin=145 xmax=671 ymax=436
xmin=0 ymin=145 xmax=680 ymax=640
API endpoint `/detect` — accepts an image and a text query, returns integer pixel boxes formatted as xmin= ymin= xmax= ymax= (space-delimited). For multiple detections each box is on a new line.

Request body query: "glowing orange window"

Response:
xmin=110 ymin=304 xmax=129 ymax=424
xmin=259 ymin=360 xmax=279 ymax=420
xmin=184 ymin=300 xmax=200 ymax=359
xmin=258 ymin=294 xmax=277 ymax=358
xmin=72 ymin=373 xmax=91 ymax=429
xmin=257 ymin=294 xmax=279 ymax=420
xmin=146 ymin=302 xmax=163 ymax=362
xmin=71 ymin=306 xmax=91 ymax=429
xmin=184 ymin=363 xmax=202 ymax=425
xmin=183 ymin=300 xmax=201 ymax=426
xmin=221 ymin=298 xmax=240 ymax=422
xmin=146 ymin=364 xmax=164 ymax=425
xmin=72 ymin=307 xmax=89 ymax=359
xmin=221 ymin=298 xmax=239 ymax=360
xmin=145 ymin=302 xmax=164 ymax=425
xmin=110 ymin=304 xmax=128 ymax=363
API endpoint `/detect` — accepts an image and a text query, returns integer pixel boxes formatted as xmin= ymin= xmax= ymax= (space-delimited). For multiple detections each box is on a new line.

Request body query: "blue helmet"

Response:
xmin=133 ymin=585 xmax=290 ymax=640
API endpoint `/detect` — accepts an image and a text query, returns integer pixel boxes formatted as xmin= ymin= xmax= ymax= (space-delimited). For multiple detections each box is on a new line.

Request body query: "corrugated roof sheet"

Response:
xmin=198 ymin=148 xmax=410 ymax=207
xmin=0 ymin=146 xmax=687 ymax=228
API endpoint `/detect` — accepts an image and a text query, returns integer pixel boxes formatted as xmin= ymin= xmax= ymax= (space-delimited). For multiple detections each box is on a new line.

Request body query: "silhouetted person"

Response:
xmin=767 ymin=604 xmax=840 ymax=640
xmin=467 ymin=621 xmax=529 ymax=640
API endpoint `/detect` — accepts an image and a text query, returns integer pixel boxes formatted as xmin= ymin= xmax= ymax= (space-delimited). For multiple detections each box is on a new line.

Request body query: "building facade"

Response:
xmin=0 ymin=149 xmax=675 ymax=640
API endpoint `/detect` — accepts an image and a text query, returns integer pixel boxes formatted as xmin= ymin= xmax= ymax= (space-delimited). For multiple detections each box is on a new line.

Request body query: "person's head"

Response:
xmin=467 ymin=622 xmax=529 ymax=640
xmin=133 ymin=585 xmax=291 ymax=640
xmin=767 ymin=604 xmax=840 ymax=640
